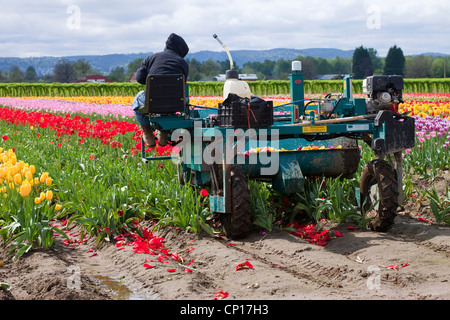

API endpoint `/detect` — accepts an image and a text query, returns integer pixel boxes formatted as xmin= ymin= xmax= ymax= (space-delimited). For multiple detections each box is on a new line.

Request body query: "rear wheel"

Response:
xmin=360 ymin=159 xmax=399 ymax=232
xmin=221 ymin=165 xmax=252 ymax=239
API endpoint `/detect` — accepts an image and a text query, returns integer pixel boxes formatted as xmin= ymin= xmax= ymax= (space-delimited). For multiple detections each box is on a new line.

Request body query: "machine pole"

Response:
xmin=289 ymin=61 xmax=304 ymax=123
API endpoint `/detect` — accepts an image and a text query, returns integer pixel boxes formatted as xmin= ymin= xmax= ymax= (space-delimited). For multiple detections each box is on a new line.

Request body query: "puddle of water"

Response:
xmin=95 ymin=275 xmax=144 ymax=300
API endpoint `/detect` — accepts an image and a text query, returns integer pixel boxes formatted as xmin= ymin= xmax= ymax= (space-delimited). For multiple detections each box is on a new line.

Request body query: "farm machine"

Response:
xmin=139 ymin=36 xmax=415 ymax=239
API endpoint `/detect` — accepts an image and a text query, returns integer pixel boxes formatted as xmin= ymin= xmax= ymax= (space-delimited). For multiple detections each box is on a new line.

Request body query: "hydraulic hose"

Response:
xmin=213 ymin=34 xmax=235 ymax=70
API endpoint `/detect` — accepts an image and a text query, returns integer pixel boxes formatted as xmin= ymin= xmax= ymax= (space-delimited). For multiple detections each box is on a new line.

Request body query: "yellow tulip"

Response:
xmin=34 ymin=197 xmax=41 ymax=204
xmin=30 ymin=165 xmax=36 ymax=174
xmin=19 ymin=183 xmax=31 ymax=197
xmin=13 ymin=173 xmax=22 ymax=185
xmin=45 ymin=177 xmax=52 ymax=187
xmin=46 ymin=190 xmax=53 ymax=201
xmin=55 ymin=204 xmax=62 ymax=211
xmin=39 ymin=192 xmax=46 ymax=201
xmin=40 ymin=172 xmax=48 ymax=183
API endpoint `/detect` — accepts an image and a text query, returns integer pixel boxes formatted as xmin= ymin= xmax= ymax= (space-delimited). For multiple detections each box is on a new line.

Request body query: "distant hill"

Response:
xmin=0 ymin=48 xmax=355 ymax=77
xmin=186 ymin=48 xmax=355 ymax=65
xmin=1 ymin=48 xmax=448 ymax=77
xmin=412 ymin=52 xmax=450 ymax=57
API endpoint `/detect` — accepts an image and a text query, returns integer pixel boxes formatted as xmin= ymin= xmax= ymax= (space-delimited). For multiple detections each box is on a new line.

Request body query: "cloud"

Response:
xmin=0 ymin=0 xmax=448 ymax=58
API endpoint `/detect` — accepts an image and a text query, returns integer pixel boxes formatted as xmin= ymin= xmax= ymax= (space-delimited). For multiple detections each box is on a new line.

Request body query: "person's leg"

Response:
xmin=155 ymin=130 xmax=169 ymax=147
xmin=132 ymin=91 xmax=156 ymax=146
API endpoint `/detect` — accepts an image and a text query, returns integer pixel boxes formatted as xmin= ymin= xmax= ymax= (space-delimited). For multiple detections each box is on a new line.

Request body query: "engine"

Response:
xmin=363 ymin=75 xmax=403 ymax=114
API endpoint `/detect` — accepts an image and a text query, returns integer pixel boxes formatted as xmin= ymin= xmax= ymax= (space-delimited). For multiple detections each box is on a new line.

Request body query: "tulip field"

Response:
xmin=0 ymin=91 xmax=449 ymax=260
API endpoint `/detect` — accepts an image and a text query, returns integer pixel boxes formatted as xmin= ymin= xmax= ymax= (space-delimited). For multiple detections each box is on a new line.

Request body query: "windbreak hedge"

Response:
xmin=1 ymin=78 xmax=450 ymax=97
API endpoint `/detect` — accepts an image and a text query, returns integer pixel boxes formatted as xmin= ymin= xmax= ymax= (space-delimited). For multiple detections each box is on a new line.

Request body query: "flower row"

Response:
xmin=0 ymin=106 xmax=140 ymax=148
xmin=0 ymin=147 xmax=55 ymax=201
xmin=5 ymin=94 xmax=450 ymax=119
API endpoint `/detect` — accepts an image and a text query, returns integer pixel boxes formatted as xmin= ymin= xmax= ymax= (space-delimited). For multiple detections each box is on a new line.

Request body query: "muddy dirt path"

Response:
xmin=1 ymin=213 xmax=449 ymax=302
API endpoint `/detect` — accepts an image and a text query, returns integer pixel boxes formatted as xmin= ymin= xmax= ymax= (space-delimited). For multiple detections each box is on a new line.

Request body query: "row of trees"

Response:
xmin=0 ymin=59 xmax=142 ymax=84
xmin=0 ymin=45 xmax=448 ymax=83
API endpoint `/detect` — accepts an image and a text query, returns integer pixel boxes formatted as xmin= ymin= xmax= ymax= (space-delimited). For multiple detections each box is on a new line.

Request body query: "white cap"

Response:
xmin=292 ymin=61 xmax=302 ymax=71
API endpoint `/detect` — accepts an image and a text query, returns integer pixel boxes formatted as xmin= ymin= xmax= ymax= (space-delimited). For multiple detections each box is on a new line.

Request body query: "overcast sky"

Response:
xmin=1 ymin=0 xmax=449 ymax=58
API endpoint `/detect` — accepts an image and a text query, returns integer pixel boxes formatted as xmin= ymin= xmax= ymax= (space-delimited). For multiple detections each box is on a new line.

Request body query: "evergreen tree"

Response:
xmin=126 ymin=58 xmax=143 ymax=79
xmin=108 ymin=66 xmax=126 ymax=82
xmin=53 ymin=60 xmax=75 ymax=83
xmin=352 ymin=46 xmax=373 ymax=79
xmin=24 ymin=66 xmax=38 ymax=82
xmin=73 ymin=59 xmax=94 ymax=78
xmin=384 ymin=45 xmax=405 ymax=75
xmin=8 ymin=66 xmax=24 ymax=82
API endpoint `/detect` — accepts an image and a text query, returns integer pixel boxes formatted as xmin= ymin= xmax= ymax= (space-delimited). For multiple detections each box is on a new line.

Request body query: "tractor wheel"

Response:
xmin=221 ymin=165 xmax=252 ymax=239
xmin=360 ymin=159 xmax=399 ymax=232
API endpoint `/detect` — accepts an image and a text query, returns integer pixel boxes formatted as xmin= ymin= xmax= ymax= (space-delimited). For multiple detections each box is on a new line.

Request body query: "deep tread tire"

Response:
xmin=360 ymin=159 xmax=399 ymax=232
xmin=221 ymin=165 xmax=252 ymax=239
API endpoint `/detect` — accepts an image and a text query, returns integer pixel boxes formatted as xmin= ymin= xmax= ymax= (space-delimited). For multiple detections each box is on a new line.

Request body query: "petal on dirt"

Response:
xmin=387 ymin=264 xmax=398 ymax=270
xmin=418 ymin=217 xmax=432 ymax=224
xmin=214 ymin=289 xmax=229 ymax=299
xmin=235 ymin=261 xmax=254 ymax=271
xmin=143 ymin=264 xmax=155 ymax=269
xmin=167 ymin=269 xmax=177 ymax=273
xmin=334 ymin=231 xmax=344 ymax=237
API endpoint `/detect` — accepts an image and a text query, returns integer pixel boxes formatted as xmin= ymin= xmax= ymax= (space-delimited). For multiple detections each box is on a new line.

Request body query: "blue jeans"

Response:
xmin=132 ymin=90 xmax=149 ymax=126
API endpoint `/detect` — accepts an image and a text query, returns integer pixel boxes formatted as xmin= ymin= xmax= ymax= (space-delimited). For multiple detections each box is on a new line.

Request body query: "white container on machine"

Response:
xmin=223 ymin=69 xmax=252 ymax=99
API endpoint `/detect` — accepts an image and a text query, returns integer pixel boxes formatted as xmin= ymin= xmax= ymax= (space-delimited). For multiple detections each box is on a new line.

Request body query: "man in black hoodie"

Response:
xmin=132 ymin=33 xmax=189 ymax=147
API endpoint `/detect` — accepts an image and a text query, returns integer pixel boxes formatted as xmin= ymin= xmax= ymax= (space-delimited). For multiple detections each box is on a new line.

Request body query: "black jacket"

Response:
xmin=135 ymin=33 xmax=189 ymax=85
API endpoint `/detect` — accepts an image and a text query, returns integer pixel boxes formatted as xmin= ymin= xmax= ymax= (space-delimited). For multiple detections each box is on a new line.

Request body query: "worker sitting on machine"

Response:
xmin=132 ymin=33 xmax=189 ymax=147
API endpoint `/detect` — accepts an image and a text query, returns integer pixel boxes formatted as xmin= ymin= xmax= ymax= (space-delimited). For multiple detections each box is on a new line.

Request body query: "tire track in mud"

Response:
xmin=215 ymin=234 xmax=368 ymax=290
xmin=215 ymin=227 xmax=449 ymax=295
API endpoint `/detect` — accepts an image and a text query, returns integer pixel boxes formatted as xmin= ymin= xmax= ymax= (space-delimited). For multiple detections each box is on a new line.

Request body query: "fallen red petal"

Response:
xmin=235 ymin=261 xmax=254 ymax=271
xmin=214 ymin=289 xmax=229 ymax=299
xmin=418 ymin=217 xmax=432 ymax=224
xmin=334 ymin=231 xmax=344 ymax=237
xmin=143 ymin=263 xmax=155 ymax=269
xmin=167 ymin=268 xmax=177 ymax=272
xmin=387 ymin=264 xmax=398 ymax=270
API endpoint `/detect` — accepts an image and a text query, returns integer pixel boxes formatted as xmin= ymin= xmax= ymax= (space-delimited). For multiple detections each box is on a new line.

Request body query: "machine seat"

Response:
xmin=143 ymin=74 xmax=186 ymax=114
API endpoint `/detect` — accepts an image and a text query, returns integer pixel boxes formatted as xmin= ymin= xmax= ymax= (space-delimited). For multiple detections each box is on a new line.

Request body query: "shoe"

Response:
xmin=155 ymin=130 xmax=169 ymax=147
xmin=141 ymin=125 xmax=156 ymax=147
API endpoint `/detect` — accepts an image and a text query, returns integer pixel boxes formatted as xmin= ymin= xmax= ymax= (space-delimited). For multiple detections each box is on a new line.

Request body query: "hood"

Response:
xmin=165 ymin=33 xmax=189 ymax=58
